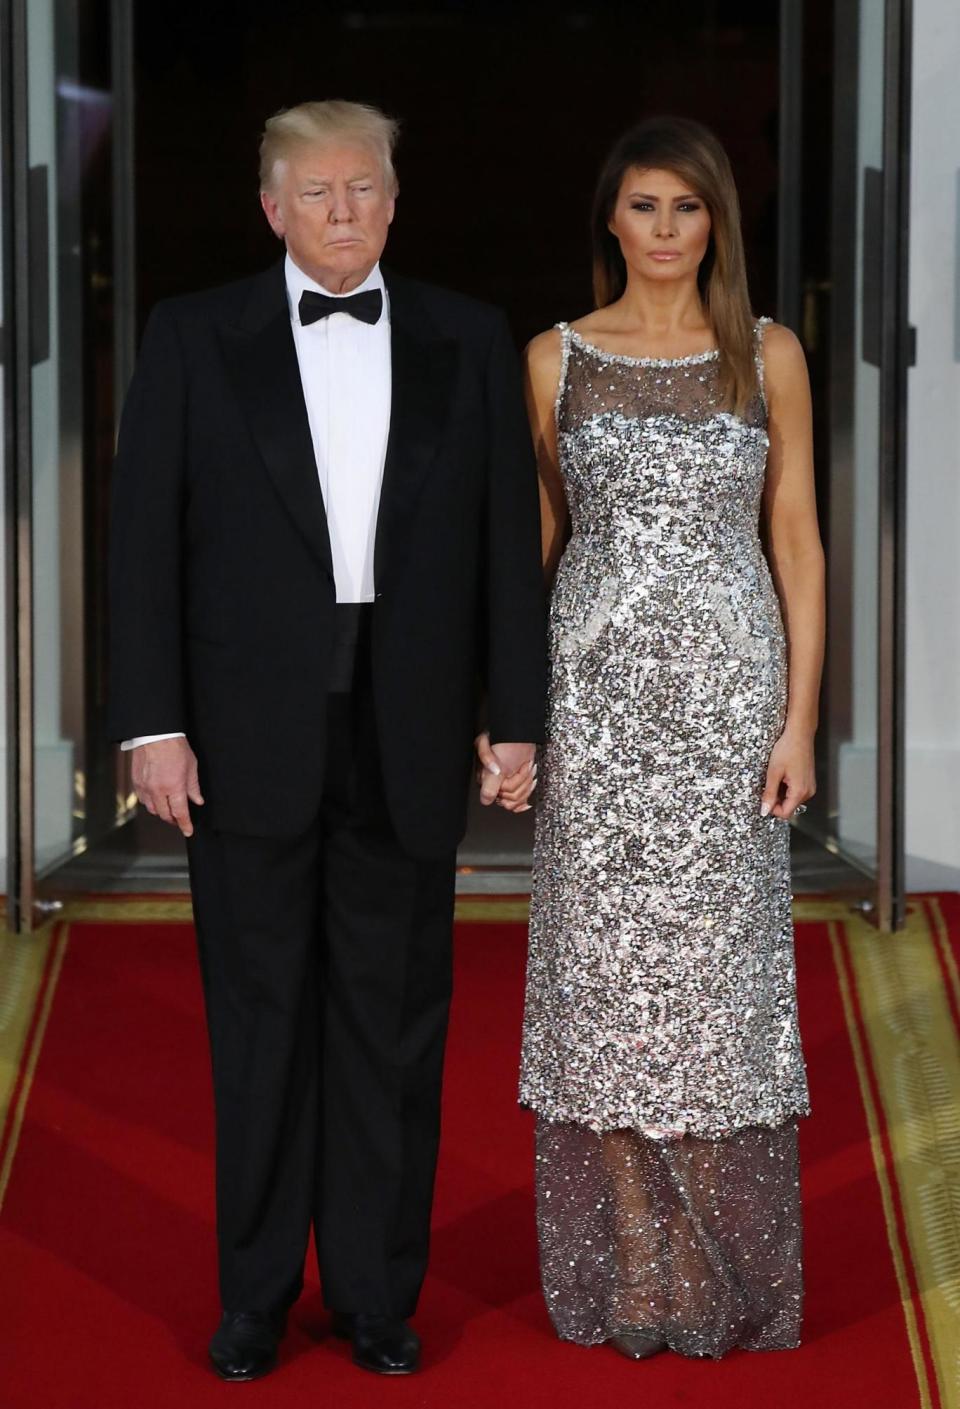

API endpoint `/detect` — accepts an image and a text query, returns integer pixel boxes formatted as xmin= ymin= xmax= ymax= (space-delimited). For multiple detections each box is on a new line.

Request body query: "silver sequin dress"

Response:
xmin=520 ymin=320 xmax=810 ymax=1359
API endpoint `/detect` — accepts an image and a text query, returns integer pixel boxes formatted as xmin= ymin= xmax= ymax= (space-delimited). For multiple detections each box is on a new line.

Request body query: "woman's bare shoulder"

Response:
xmin=759 ymin=321 xmax=809 ymax=396
xmin=760 ymin=319 xmax=805 ymax=362
xmin=525 ymin=325 xmax=563 ymax=356
xmin=524 ymin=326 xmax=565 ymax=383
xmin=568 ymin=308 xmax=608 ymax=335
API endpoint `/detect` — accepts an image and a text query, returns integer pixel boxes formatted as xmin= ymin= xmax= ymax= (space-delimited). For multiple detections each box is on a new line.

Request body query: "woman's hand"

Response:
xmin=474 ymin=732 xmax=538 ymax=812
xmin=761 ymin=728 xmax=816 ymax=821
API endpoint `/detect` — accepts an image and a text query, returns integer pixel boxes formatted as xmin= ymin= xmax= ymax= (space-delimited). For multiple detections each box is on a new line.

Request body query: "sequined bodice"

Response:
xmin=557 ymin=326 xmax=768 ymax=512
xmin=552 ymin=321 xmax=780 ymax=664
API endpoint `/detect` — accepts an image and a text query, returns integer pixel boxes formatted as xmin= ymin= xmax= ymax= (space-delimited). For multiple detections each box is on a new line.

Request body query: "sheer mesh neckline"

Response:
xmin=564 ymin=324 xmax=720 ymax=369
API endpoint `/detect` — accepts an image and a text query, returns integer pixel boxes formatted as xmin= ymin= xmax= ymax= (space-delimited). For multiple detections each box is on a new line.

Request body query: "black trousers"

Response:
xmin=186 ymin=610 xmax=457 ymax=1317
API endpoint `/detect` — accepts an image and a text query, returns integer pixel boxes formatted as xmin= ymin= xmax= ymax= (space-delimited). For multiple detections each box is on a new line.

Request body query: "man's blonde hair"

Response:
xmin=259 ymin=100 xmax=400 ymax=194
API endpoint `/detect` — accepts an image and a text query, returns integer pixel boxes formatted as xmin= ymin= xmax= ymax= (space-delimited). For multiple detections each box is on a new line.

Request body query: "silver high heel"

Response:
xmin=609 ymin=1328 xmax=668 ymax=1360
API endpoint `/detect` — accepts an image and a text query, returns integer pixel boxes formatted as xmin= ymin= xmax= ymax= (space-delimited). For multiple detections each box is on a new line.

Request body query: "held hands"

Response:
xmin=474 ymin=726 xmax=815 ymax=821
xmin=474 ymin=733 xmax=537 ymax=813
xmin=761 ymin=727 xmax=816 ymax=821
xmin=131 ymin=737 xmax=204 ymax=838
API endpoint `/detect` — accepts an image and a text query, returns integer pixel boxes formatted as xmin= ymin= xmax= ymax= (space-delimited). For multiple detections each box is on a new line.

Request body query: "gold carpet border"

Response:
xmin=829 ymin=920 xmax=934 ymax=1409
xmin=58 ymin=896 xmax=195 ymax=923
xmin=51 ymin=893 xmax=866 ymax=926
xmin=839 ymin=902 xmax=960 ymax=1409
xmin=0 ymin=921 xmax=70 ymax=1216
xmin=54 ymin=895 xmax=539 ymax=924
xmin=929 ymin=896 xmax=960 ymax=1031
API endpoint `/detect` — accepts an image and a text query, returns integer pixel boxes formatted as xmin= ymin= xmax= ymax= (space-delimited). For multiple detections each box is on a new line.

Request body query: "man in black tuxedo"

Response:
xmin=108 ymin=100 xmax=545 ymax=1381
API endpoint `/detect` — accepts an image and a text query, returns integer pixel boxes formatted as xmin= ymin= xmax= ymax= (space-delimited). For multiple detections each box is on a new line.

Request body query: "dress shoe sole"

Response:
xmin=209 ymin=1353 xmax=278 ymax=1382
xmin=331 ymin=1319 xmax=418 ymax=1375
xmin=609 ymin=1333 xmax=667 ymax=1361
xmin=353 ymin=1359 xmax=416 ymax=1376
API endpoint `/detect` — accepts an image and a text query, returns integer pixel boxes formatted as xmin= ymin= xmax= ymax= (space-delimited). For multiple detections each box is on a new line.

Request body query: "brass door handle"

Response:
xmin=802 ymin=278 xmax=832 ymax=353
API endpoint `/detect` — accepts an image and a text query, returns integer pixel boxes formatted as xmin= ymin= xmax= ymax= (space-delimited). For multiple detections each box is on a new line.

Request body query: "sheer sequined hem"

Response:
xmin=520 ymin=1089 xmax=810 ymax=1141
xmin=535 ymin=1115 xmax=803 ymax=1361
xmin=557 ymin=1324 xmax=801 ymax=1357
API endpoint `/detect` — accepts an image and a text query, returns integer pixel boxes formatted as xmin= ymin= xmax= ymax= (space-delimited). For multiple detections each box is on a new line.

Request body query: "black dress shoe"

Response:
xmin=331 ymin=1311 xmax=420 ymax=1375
xmin=208 ymin=1310 xmax=286 ymax=1381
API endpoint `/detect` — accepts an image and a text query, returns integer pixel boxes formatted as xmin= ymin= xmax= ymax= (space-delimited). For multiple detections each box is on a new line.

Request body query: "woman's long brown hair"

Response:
xmin=591 ymin=115 xmax=758 ymax=416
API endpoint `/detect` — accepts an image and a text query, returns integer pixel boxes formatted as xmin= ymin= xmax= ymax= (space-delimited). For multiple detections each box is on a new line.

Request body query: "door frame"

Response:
xmin=2 ymin=0 xmax=36 ymax=934
xmin=875 ymin=0 xmax=912 ymax=932
xmin=1 ymin=0 xmax=136 ymax=933
xmin=779 ymin=0 xmax=912 ymax=932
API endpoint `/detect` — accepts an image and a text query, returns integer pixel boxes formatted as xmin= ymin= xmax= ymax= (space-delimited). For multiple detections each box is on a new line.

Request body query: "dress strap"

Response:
xmin=554 ymin=321 xmax=573 ymax=435
xmin=753 ymin=316 xmax=773 ymax=407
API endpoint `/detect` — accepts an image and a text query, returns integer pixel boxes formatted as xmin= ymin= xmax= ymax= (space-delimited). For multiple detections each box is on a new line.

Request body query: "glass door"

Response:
xmin=31 ymin=0 xmax=123 ymax=887
xmin=785 ymin=0 xmax=912 ymax=931
xmin=3 ymin=0 xmax=132 ymax=931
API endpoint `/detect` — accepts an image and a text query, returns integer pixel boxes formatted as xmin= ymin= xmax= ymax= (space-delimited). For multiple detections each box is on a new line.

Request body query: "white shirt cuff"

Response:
xmin=120 ymin=733 xmax=186 ymax=751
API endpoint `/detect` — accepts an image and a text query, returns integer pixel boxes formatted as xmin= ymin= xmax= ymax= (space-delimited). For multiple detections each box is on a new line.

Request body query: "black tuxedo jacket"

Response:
xmin=107 ymin=260 xmax=547 ymax=857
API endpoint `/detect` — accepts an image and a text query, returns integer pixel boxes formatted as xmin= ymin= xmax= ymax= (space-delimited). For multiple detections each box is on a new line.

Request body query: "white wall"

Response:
xmin=905 ymin=0 xmax=960 ymax=889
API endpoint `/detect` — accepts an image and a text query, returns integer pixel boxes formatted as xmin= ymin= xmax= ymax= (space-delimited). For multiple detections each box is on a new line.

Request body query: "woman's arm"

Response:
xmin=759 ymin=322 xmax=826 ymax=819
xmin=523 ymin=329 xmax=569 ymax=580
xmin=476 ymin=328 xmax=567 ymax=814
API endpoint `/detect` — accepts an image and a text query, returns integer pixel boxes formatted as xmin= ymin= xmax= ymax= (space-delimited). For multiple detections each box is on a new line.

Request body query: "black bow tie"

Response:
xmin=298 ymin=287 xmax=383 ymax=327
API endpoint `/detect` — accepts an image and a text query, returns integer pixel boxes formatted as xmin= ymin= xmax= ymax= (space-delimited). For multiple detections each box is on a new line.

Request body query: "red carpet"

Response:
xmin=0 ymin=897 xmax=952 ymax=1409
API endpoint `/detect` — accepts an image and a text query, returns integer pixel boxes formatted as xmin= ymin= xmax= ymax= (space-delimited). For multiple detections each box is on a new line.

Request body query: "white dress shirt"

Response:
xmin=122 ymin=252 xmax=393 ymax=752
xmin=287 ymin=252 xmax=392 ymax=603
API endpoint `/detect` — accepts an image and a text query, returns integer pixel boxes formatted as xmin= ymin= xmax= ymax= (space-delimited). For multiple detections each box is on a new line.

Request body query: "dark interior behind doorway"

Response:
xmin=133 ymin=2 xmax=781 ymax=342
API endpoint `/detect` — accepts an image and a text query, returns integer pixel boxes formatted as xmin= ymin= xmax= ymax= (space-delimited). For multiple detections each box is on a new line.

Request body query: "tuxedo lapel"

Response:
xmin=375 ymin=271 xmax=458 ymax=591
xmin=219 ymin=260 xmax=334 ymax=579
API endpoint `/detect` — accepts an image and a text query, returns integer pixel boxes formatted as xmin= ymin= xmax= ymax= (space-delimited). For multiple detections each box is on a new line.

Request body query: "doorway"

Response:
xmin=3 ymin=1 xmax=911 ymax=920
xmin=784 ymin=0 xmax=912 ymax=930
xmin=2 ymin=0 xmax=134 ymax=929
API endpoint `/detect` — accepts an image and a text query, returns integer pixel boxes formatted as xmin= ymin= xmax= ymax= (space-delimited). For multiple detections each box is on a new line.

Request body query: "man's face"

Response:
xmin=260 ymin=141 xmax=396 ymax=293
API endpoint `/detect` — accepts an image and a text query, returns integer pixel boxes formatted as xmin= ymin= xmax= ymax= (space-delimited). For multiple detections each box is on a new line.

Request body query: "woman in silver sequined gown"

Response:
xmin=517 ymin=118 xmax=824 ymax=1362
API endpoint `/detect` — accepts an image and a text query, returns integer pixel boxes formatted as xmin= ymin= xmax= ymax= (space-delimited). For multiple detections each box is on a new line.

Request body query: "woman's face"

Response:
xmin=608 ymin=166 xmax=712 ymax=283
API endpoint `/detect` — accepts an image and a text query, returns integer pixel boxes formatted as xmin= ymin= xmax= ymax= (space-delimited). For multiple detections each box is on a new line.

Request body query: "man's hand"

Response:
xmin=474 ymin=733 xmax=537 ymax=812
xmin=131 ymin=737 xmax=204 ymax=838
